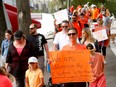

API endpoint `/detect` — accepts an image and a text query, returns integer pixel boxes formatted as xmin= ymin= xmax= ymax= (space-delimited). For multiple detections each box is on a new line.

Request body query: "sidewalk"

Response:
xmin=105 ymin=46 xmax=116 ymax=87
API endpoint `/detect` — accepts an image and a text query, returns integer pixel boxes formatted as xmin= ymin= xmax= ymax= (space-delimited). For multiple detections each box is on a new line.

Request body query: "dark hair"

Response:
xmin=5 ymin=30 xmax=12 ymax=35
xmin=14 ymin=30 xmax=24 ymax=40
xmin=62 ymin=20 xmax=69 ymax=24
xmin=92 ymin=19 xmax=97 ymax=22
xmin=86 ymin=43 xmax=94 ymax=50
xmin=84 ymin=24 xmax=89 ymax=28
xmin=68 ymin=28 xmax=78 ymax=34
xmin=80 ymin=13 xmax=84 ymax=16
xmin=72 ymin=14 xmax=77 ymax=18
xmin=5 ymin=30 xmax=13 ymax=40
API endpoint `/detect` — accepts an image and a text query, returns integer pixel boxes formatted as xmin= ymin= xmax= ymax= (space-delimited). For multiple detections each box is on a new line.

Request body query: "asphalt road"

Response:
xmin=105 ymin=47 xmax=116 ymax=87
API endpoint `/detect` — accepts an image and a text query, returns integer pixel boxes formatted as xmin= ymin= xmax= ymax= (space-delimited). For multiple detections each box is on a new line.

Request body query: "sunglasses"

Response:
xmin=68 ymin=33 xmax=76 ymax=36
xmin=62 ymin=26 xmax=68 ymax=28
xmin=29 ymin=27 xmax=35 ymax=30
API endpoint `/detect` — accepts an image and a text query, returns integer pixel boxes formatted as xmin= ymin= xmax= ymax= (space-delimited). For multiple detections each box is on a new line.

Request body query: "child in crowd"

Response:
xmin=86 ymin=43 xmax=106 ymax=87
xmin=0 ymin=66 xmax=13 ymax=87
xmin=25 ymin=57 xmax=44 ymax=87
xmin=0 ymin=66 xmax=16 ymax=87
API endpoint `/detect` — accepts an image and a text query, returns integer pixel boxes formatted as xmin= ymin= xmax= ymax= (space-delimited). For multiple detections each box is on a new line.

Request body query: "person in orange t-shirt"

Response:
xmin=71 ymin=14 xmax=83 ymax=41
xmin=91 ymin=6 xmax=99 ymax=20
xmin=62 ymin=28 xmax=86 ymax=87
xmin=78 ymin=13 xmax=88 ymax=28
xmin=86 ymin=43 xmax=106 ymax=87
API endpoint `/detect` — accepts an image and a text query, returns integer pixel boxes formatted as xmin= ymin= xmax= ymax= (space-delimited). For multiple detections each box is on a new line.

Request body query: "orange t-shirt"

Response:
xmin=62 ymin=44 xmax=86 ymax=50
xmin=72 ymin=21 xmax=82 ymax=38
xmin=90 ymin=52 xmax=104 ymax=81
xmin=78 ymin=16 xmax=88 ymax=28
xmin=92 ymin=8 xmax=99 ymax=20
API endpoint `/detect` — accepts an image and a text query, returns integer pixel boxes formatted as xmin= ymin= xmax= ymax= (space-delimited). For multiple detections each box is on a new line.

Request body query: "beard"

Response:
xmin=73 ymin=20 xmax=77 ymax=22
xmin=30 ymin=31 xmax=36 ymax=35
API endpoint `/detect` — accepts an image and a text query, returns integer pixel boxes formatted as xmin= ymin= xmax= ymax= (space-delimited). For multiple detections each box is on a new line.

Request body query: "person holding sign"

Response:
xmin=86 ymin=43 xmax=106 ymax=87
xmin=62 ymin=28 xmax=86 ymax=87
xmin=94 ymin=19 xmax=110 ymax=61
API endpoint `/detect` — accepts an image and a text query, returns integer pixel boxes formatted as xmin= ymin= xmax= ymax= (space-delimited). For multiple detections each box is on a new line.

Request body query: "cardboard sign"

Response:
xmin=54 ymin=9 xmax=69 ymax=24
xmin=49 ymin=50 xmax=92 ymax=84
xmin=92 ymin=29 xmax=108 ymax=42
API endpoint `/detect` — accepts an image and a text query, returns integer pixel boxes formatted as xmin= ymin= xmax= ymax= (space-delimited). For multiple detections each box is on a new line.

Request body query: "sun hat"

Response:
xmin=28 ymin=57 xmax=38 ymax=64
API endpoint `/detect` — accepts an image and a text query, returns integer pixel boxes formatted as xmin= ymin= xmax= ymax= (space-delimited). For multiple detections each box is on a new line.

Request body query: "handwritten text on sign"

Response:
xmin=49 ymin=50 xmax=92 ymax=84
xmin=92 ymin=29 xmax=108 ymax=42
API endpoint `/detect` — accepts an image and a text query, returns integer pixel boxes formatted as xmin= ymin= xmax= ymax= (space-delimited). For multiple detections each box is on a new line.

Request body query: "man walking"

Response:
xmin=53 ymin=20 xmax=70 ymax=51
xmin=27 ymin=23 xmax=49 ymax=73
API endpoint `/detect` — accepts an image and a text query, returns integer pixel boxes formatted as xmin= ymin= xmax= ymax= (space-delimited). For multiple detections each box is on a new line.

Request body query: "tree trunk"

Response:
xmin=0 ymin=0 xmax=7 ymax=45
xmin=16 ymin=0 xmax=31 ymax=35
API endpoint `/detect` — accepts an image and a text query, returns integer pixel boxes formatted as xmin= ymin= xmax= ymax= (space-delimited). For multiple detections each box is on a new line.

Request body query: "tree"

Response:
xmin=0 ymin=0 xmax=7 ymax=45
xmin=16 ymin=0 xmax=31 ymax=35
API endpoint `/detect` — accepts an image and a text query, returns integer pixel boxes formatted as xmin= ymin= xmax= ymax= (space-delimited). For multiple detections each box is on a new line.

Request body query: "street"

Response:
xmin=105 ymin=41 xmax=116 ymax=87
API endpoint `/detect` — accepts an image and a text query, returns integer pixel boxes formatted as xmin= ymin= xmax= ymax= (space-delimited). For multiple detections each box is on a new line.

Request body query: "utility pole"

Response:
xmin=0 ymin=0 xmax=7 ymax=45
xmin=16 ymin=0 xmax=31 ymax=35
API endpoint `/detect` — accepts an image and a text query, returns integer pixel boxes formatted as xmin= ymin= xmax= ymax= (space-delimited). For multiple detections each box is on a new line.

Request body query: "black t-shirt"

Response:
xmin=27 ymin=34 xmax=47 ymax=56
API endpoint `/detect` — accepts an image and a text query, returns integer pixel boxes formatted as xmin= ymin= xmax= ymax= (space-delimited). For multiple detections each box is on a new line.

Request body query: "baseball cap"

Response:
xmin=14 ymin=30 xmax=23 ymax=40
xmin=28 ymin=57 xmax=38 ymax=64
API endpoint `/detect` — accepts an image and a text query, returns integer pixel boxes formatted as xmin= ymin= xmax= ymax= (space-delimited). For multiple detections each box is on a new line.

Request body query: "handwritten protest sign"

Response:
xmin=92 ymin=29 xmax=108 ymax=42
xmin=49 ymin=50 xmax=92 ymax=84
xmin=54 ymin=9 xmax=69 ymax=24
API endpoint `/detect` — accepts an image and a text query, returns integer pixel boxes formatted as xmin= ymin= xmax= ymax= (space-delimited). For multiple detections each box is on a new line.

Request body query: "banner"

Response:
xmin=49 ymin=50 xmax=92 ymax=84
xmin=92 ymin=29 xmax=108 ymax=42
xmin=54 ymin=9 xmax=69 ymax=24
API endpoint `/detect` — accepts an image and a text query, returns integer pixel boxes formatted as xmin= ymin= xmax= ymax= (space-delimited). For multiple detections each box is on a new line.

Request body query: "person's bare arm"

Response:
xmin=25 ymin=77 xmax=29 ymax=87
xmin=5 ymin=63 xmax=10 ymax=72
xmin=44 ymin=43 xmax=49 ymax=61
xmin=37 ymin=78 xmax=44 ymax=87
xmin=52 ymin=44 xmax=59 ymax=51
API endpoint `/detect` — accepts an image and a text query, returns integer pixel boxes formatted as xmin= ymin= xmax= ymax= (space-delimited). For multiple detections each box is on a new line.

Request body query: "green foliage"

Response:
xmin=105 ymin=1 xmax=116 ymax=17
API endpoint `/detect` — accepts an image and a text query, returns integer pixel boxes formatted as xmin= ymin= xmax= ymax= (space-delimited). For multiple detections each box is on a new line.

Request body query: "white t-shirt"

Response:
xmin=103 ymin=16 xmax=111 ymax=26
xmin=53 ymin=31 xmax=70 ymax=50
